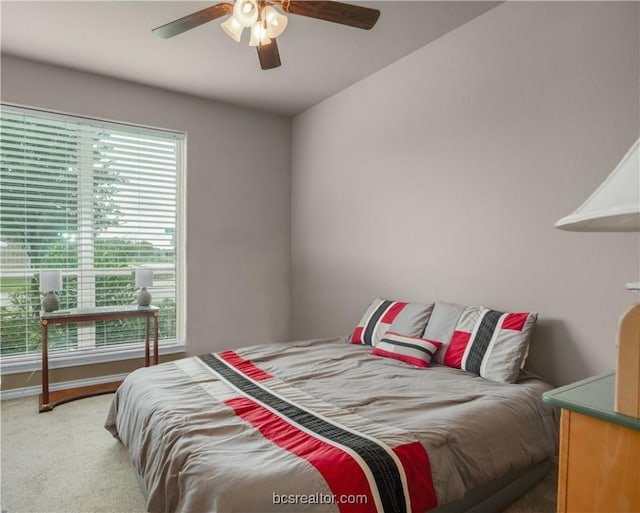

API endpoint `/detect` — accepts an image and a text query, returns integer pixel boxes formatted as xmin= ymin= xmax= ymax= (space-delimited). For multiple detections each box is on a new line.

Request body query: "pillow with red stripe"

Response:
xmin=350 ymin=298 xmax=434 ymax=347
xmin=423 ymin=301 xmax=537 ymax=383
xmin=372 ymin=331 xmax=442 ymax=368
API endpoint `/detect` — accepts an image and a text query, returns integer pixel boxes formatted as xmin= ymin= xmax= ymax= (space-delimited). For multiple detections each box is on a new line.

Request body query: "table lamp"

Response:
xmin=40 ymin=270 xmax=62 ymax=312
xmin=135 ymin=269 xmax=153 ymax=307
xmin=555 ymin=138 xmax=640 ymax=418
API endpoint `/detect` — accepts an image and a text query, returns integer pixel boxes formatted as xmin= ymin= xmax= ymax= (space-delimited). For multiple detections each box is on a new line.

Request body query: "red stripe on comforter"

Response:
xmin=393 ymin=442 xmax=438 ymax=512
xmin=225 ymin=396 xmax=377 ymax=513
xmin=219 ymin=351 xmax=438 ymax=513
xmin=218 ymin=350 xmax=273 ymax=381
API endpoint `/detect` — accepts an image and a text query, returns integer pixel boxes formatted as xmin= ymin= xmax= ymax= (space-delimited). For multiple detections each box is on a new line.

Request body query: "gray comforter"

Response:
xmin=105 ymin=337 xmax=558 ymax=513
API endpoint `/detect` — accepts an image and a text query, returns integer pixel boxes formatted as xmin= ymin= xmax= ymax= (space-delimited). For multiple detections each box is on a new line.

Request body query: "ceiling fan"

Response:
xmin=152 ymin=0 xmax=380 ymax=70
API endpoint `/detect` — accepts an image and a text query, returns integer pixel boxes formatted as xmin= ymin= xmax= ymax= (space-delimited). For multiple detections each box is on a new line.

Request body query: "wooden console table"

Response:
xmin=40 ymin=305 xmax=159 ymax=412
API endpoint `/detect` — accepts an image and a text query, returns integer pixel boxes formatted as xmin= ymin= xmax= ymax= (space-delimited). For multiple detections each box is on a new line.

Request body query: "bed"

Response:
xmin=105 ymin=336 xmax=559 ymax=513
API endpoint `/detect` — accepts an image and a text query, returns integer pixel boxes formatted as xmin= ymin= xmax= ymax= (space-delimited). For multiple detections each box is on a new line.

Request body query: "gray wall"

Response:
xmin=1 ymin=56 xmax=291 ymax=356
xmin=291 ymin=1 xmax=640 ymax=386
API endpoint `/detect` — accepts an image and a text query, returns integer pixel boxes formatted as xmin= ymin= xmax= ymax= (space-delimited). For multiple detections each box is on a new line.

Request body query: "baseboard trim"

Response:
xmin=1 ymin=372 xmax=129 ymax=401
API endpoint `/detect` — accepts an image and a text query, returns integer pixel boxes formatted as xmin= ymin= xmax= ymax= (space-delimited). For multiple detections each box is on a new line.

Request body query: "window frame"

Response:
xmin=0 ymin=103 xmax=187 ymax=374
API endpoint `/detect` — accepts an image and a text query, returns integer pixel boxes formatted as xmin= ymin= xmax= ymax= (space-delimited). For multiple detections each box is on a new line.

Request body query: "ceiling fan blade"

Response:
xmin=282 ymin=1 xmax=380 ymax=30
xmin=152 ymin=3 xmax=233 ymax=39
xmin=257 ymin=39 xmax=282 ymax=70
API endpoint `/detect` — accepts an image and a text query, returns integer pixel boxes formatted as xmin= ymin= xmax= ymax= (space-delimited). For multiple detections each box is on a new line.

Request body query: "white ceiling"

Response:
xmin=0 ymin=1 xmax=499 ymax=115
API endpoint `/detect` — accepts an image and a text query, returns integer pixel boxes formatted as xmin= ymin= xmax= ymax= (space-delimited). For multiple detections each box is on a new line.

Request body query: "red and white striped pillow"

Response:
xmin=424 ymin=302 xmax=537 ymax=383
xmin=372 ymin=331 xmax=442 ymax=368
xmin=350 ymin=298 xmax=434 ymax=347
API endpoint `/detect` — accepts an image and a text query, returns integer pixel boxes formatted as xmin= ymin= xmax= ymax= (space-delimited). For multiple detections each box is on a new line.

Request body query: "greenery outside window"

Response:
xmin=0 ymin=105 xmax=185 ymax=367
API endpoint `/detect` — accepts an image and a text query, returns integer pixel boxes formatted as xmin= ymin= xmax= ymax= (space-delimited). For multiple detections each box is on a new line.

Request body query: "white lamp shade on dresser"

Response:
xmin=555 ymin=139 xmax=639 ymax=232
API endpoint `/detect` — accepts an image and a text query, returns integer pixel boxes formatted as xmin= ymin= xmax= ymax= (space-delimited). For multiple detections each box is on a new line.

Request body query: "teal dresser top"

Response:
xmin=543 ymin=371 xmax=640 ymax=431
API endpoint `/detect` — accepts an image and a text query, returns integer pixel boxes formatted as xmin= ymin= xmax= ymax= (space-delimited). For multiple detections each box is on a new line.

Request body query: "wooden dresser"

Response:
xmin=543 ymin=371 xmax=640 ymax=513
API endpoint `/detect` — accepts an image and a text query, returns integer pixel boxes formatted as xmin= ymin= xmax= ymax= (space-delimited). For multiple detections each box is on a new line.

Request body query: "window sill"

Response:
xmin=0 ymin=341 xmax=186 ymax=375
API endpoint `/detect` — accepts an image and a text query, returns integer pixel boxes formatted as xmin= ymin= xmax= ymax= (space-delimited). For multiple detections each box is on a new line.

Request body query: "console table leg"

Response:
xmin=41 ymin=319 xmax=50 ymax=412
xmin=144 ymin=317 xmax=150 ymax=367
xmin=153 ymin=313 xmax=159 ymax=365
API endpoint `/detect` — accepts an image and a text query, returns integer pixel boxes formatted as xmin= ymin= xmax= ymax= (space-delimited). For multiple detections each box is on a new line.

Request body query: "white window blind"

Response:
xmin=0 ymin=105 xmax=184 ymax=358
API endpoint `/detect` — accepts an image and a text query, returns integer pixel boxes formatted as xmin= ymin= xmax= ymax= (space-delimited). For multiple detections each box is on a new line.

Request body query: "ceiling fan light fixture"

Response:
xmin=249 ymin=19 xmax=271 ymax=47
xmin=233 ymin=0 xmax=259 ymax=27
xmin=264 ymin=6 xmax=288 ymax=39
xmin=221 ymin=16 xmax=244 ymax=42
xmin=153 ymin=0 xmax=381 ymax=71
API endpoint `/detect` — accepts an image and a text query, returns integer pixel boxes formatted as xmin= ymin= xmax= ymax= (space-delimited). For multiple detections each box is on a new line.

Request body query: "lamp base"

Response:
xmin=42 ymin=292 xmax=60 ymax=312
xmin=137 ymin=287 xmax=152 ymax=307
xmin=614 ymin=302 xmax=640 ymax=418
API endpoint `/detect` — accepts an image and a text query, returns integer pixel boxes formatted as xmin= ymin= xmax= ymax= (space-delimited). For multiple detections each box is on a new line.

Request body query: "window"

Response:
xmin=0 ymin=105 xmax=185 ymax=365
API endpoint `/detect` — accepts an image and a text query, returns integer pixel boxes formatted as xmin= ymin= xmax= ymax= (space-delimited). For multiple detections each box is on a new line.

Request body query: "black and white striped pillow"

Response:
xmin=372 ymin=331 xmax=442 ymax=368
xmin=424 ymin=302 xmax=537 ymax=383
xmin=350 ymin=298 xmax=434 ymax=347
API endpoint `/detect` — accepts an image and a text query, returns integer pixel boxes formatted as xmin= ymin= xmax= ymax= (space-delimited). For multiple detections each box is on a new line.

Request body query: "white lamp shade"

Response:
xmin=555 ymin=139 xmax=640 ymax=232
xmin=135 ymin=269 xmax=153 ymax=288
xmin=233 ymin=0 xmax=259 ymax=27
xmin=264 ymin=6 xmax=287 ymax=39
xmin=40 ymin=270 xmax=62 ymax=292
xmin=221 ymin=16 xmax=244 ymax=42
xmin=249 ymin=20 xmax=271 ymax=47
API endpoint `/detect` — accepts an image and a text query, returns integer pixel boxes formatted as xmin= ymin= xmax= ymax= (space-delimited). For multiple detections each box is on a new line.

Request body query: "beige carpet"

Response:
xmin=1 ymin=394 xmax=146 ymax=513
xmin=1 ymin=393 xmax=557 ymax=513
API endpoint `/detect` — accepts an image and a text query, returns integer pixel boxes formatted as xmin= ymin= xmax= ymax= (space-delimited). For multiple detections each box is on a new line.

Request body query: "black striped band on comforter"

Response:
xmin=198 ymin=351 xmax=433 ymax=513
